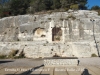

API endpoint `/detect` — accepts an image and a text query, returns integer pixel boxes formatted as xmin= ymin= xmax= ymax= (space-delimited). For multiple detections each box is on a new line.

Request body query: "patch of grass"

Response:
xmin=91 ymin=53 xmax=97 ymax=57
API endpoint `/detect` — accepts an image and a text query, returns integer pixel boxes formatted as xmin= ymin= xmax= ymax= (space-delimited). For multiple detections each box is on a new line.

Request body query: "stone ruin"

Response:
xmin=0 ymin=10 xmax=100 ymax=58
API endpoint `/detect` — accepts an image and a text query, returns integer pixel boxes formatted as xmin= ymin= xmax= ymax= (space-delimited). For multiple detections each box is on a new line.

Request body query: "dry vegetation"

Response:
xmin=0 ymin=50 xmax=25 ymax=59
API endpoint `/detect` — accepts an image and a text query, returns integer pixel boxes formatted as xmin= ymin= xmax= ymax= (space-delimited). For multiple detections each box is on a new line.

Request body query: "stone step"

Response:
xmin=41 ymin=67 xmax=54 ymax=75
xmin=66 ymin=66 xmax=82 ymax=75
xmin=44 ymin=57 xmax=78 ymax=67
xmin=54 ymin=67 xmax=68 ymax=75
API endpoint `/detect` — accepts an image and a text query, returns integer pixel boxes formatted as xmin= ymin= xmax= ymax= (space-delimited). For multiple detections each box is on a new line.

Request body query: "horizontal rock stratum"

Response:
xmin=0 ymin=10 xmax=100 ymax=58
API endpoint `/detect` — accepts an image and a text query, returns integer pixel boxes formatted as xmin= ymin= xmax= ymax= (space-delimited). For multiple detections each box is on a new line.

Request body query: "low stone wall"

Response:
xmin=44 ymin=57 xmax=78 ymax=67
xmin=0 ymin=41 xmax=98 ymax=58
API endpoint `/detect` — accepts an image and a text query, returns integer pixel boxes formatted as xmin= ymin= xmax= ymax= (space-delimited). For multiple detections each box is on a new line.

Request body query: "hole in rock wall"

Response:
xmin=52 ymin=27 xmax=62 ymax=41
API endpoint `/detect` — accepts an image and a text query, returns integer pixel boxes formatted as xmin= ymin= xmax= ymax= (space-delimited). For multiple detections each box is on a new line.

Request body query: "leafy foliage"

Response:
xmin=70 ymin=4 xmax=79 ymax=10
xmin=91 ymin=5 xmax=100 ymax=16
xmin=0 ymin=0 xmax=88 ymax=17
xmin=9 ymin=0 xmax=30 ymax=15
xmin=52 ymin=0 xmax=61 ymax=9
xmin=91 ymin=6 xmax=100 ymax=10
xmin=0 ymin=54 xmax=7 ymax=59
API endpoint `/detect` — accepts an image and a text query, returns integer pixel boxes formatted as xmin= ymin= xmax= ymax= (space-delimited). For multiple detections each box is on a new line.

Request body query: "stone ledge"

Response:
xmin=44 ymin=57 xmax=78 ymax=67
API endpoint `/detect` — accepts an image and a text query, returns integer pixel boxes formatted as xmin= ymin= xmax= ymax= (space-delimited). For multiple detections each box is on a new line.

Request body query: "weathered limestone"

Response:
xmin=0 ymin=41 xmax=98 ymax=58
xmin=0 ymin=10 xmax=100 ymax=58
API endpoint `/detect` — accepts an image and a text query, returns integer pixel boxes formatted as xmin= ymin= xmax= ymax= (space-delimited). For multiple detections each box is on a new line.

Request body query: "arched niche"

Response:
xmin=33 ymin=27 xmax=46 ymax=37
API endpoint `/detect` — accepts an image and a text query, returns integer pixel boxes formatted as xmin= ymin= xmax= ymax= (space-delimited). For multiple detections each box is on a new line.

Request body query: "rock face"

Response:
xmin=0 ymin=10 xmax=100 ymax=58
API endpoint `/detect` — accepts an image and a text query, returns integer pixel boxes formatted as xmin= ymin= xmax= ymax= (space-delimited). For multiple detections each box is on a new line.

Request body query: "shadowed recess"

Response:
xmin=0 ymin=60 xmax=14 ymax=64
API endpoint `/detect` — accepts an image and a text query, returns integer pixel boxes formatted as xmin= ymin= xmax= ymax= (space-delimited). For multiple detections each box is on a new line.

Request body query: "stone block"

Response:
xmin=44 ymin=57 xmax=78 ymax=67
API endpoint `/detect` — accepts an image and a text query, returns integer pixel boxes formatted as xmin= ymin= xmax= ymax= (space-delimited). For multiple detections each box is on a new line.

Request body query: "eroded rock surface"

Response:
xmin=0 ymin=10 xmax=100 ymax=58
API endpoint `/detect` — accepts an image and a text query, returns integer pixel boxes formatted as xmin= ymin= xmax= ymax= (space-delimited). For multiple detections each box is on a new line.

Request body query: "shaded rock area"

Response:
xmin=0 ymin=10 xmax=100 ymax=58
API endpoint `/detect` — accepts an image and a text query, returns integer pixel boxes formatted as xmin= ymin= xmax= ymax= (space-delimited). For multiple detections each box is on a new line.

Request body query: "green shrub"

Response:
xmin=91 ymin=53 xmax=97 ymax=57
xmin=70 ymin=4 xmax=79 ymax=10
xmin=98 ymin=11 xmax=100 ymax=15
xmin=56 ymin=37 xmax=60 ymax=41
xmin=64 ymin=8 xmax=69 ymax=11
xmin=0 ymin=55 xmax=7 ymax=59
xmin=95 ymin=10 xmax=100 ymax=16
xmin=8 ymin=50 xmax=19 ymax=58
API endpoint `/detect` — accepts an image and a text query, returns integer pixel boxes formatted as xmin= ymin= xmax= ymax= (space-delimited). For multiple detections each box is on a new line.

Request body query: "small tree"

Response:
xmin=9 ymin=0 xmax=30 ymax=15
xmin=70 ymin=4 xmax=79 ymax=10
xmin=91 ymin=6 xmax=100 ymax=10
xmin=51 ymin=0 xmax=61 ymax=9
